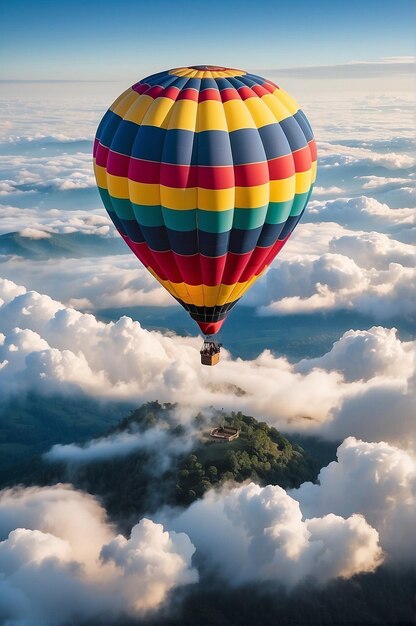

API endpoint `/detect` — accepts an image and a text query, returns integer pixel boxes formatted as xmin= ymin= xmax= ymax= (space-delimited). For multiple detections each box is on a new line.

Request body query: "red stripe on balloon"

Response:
xmin=292 ymin=146 xmax=312 ymax=173
xmin=219 ymin=88 xmax=240 ymax=102
xmin=95 ymin=143 xmax=109 ymax=168
xmin=172 ymin=252 xmax=202 ymax=285
xmin=132 ymin=83 xmax=151 ymax=94
xmin=260 ymin=235 xmax=291 ymax=270
xmin=222 ymin=251 xmax=252 ymax=285
xmin=308 ymin=139 xmax=317 ymax=161
xmin=238 ymin=244 xmax=276 ymax=282
xmin=200 ymin=254 xmax=227 ymax=286
xmin=198 ymin=320 xmax=224 ymax=335
xmin=268 ymin=154 xmax=295 ymax=179
xmin=176 ymin=88 xmax=199 ymax=102
xmin=198 ymin=89 xmax=222 ymax=103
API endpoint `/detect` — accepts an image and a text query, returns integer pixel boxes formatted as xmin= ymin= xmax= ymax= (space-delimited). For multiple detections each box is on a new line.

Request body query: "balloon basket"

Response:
xmin=200 ymin=339 xmax=222 ymax=366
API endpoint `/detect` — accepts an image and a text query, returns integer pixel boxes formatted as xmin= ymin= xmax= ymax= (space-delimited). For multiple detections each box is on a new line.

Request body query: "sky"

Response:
xmin=0 ymin=1 xmax=415 ymax=623
xmin=1 ymin=0 xmax=415 ymax=80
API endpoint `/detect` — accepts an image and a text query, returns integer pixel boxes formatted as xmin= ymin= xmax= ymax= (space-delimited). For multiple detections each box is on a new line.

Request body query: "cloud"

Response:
xmin=0 ymin=485 xmax=197 ymax=625
xmin=296 ymin=327 xmax=414 ymax=383
xmin=328 ymin=231 xmax=415 ymax=269
xmin=0 ymin=278 xmax=414 ymax=448
xmin=304 ymin=196 xmax=414 ymax=233
xmin=45 ymin=419 xmax=194 ymax=467
xmin=359 ymin=175 xmax=412 ymax=190
xmin=19 ymin=228 xmax=52 ymax=240
xmin=312 ymin=186 xmax=345 ymax=196
xmin=256 ymin=252 xmax=416 ymax=319
xmin=163 ymin=482 xmax=382 ymax=588
xmin=264 ymin=57 xmax=415 ymax=80
xmin=0 ymin=255 xmax=171 ymax=308
xmin=291 ymin=437 xmax=416 ymax=566
xmin=317 ymin=142 xmax=415 ymax=170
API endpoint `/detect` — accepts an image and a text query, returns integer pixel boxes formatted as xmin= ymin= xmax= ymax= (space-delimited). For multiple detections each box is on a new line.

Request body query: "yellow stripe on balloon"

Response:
xmin=141 ymin=97 xmax=177 ymax=129
xmin=223 ymin=99 xmax=258 ymax=132
xmin=235 ymin=183 xmax=269 ymax=208
xmin=196 ymin=100 xmax=228 ymax=132
xmin=243 ymin=97 xmax=278 ymax=128
xmin=272 ymin=88 xmax=300 ymax=116
xmin=169 ymin=67 xmax=245 ymax=79
xmin=261 ymin=94 xmax=294 ymax=123
xmin=110 ymin=89 xmax=140 ymax=118
xmin=122 ymin=95 xmax=155 ymax=124
xmin=160 ymin=185 xmax=197 ymax=210
xmin=154 ymin=278 xmax=258 ymax=307
xmin=129 ymin=181 xmax=160 ymax=205
xmin=295 ymin=170 xmax=312 ymax=195
xmin=197 ymin=187 xmax=235 ymax=212
xmin=311 ymin=160 xmax=317 ymax=183
xmin=269 ymin=176 xmax=296 ymax=203
xmin=109 ymin=88 xmax=134 ymax=113
xmin=93 ymin=161 xmax=108 ymax=189
xmin=107 ymin=173 xmax=129 ymax=199
xmin=168 ymin=99 xmax=198 ymax=131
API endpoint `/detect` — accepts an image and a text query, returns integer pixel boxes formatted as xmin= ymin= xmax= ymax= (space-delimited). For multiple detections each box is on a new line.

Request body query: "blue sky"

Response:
xmin=1 ymin=0 xmax=415 ymax=80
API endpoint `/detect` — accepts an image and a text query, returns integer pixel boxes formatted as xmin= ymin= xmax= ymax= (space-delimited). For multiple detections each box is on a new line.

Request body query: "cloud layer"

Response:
xmin=0 ymin=485 xmax=197 ymax=625
xmin=0 ymin=278 xmax=414 ymax=450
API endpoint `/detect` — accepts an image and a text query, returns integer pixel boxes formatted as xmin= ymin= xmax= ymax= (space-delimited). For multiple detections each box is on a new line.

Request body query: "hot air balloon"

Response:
xmin=93 ymin=65 xmax=317 ymax=365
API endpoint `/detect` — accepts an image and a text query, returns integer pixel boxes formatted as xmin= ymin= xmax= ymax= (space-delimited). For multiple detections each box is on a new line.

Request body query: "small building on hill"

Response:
xmin=209 ymin=426 xmax=240 ymax=442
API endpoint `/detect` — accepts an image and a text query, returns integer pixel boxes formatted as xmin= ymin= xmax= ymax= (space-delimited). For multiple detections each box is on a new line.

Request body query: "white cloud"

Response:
xmin=312 ymin=186 xmax=345 ymax=196
xmin=45 ymin=421 xmax=194 ymax=467
xmin=19 ymin=228 xmax=51 ymax=240
xmin=296 ymin=327 xmax=414 ymax=383
xmin=256 ymin=253 xmax=416 ymax=319
xmin=359 ymin=175 xmax=412 ymax=190
xmin=0 ymin=278 xmax=414 ymax=448
xmin=163 ymin=482 xmax=382 ymax=588
xmin=305 ymin=196 xmax=414 ymax=229
xmin=328 ymin=231 xmax=415 ymax=269
xmin=291 ymin=437 xmax=416 ymax=565
xmin=0 ymin=485 xmax=197 ymax=625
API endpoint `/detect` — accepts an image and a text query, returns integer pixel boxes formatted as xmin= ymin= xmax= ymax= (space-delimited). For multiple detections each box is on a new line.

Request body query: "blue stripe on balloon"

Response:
xmin=278 ymin=214 xmax=303 ymax=241
xmin=257 ymin=124 xmax=292 ymax=160
xmin=279 ymin=116 xmax=308 ymax=152
xmin=199 ymin=78 xmax=219 ymax=91
xmin=118 ymin=219 xmax=146 ymax=243
xmin=229 ymin=128 xmax=267 ymax=165
xmin=162 ymin=128 xmax=198 ymax=166
xmin=99 ymin=111 xmax=124 ymax=148
xmin=197 ymin=131 xmax=233 ymax=166
xmin=257 ymin=222 xmax=285 ymax=247
xmin=229 ymin=225 xmax=263 ymax=254
xmin=131 ymin=126 xmax=167 ymax=161
xmin=199 ymin=230 xmax=230 ymax=257
xmin=294 ymin=110 xmax=314 ymax=142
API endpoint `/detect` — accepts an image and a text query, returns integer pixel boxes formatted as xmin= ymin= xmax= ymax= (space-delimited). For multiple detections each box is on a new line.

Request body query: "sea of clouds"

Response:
xmin=0 ymin=60 xmax=415 ymax=623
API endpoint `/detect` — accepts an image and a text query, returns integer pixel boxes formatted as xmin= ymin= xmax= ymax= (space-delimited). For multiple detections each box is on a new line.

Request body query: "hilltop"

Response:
xmin=2 ymin=401 xmax=335 ymax=527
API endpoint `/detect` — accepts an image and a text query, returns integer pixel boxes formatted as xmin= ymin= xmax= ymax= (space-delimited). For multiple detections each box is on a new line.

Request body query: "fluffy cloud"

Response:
xmin=0 ymin=485 xmax=197 ymax=625
xmin=45 ymin=421 xmax=194 ymax=466
xmin=0 ymin=278 xmax=414 ymax=448
xmin=305 ymin=196 xmax=414 ymax=230
xmin=296 ymin=327 xmax=414 ymax=383
xmin=318 ymin=141 xmax=415 ymax=170
xmin=164 ymin=482 xmax=382 ymax=588
xmin=328 ymin=231 xmax=415 ymax=269
xmin=256 ymin=253 xmax=416 ymax=319
xmin=291 ymin=437 xmax=416 ymax=565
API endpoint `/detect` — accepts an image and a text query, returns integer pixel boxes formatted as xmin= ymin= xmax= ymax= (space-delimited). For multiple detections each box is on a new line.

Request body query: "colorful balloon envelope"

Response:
xmin=93 ymin=65 xmax=317 ymax=335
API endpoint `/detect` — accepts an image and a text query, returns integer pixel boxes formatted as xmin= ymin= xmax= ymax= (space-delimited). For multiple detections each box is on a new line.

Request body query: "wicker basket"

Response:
xmin=200 ymin=352 xmax=221 ymax=366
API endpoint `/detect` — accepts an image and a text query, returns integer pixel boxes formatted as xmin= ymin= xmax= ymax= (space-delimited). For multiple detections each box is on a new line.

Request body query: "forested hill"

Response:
xmin=3 ymin=401 xmax=334 ymax=527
